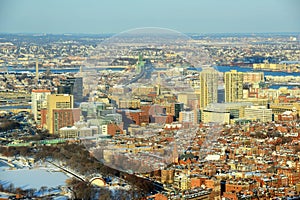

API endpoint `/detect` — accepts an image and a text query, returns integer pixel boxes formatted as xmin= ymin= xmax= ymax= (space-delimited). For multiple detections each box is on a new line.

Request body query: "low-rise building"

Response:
xmin=244 ymin=106 xmax=273 ymax=122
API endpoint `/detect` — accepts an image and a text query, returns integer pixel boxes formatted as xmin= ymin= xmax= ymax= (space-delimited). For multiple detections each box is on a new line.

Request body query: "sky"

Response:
xmin=0 ymin=0 xmax=299 ymax=34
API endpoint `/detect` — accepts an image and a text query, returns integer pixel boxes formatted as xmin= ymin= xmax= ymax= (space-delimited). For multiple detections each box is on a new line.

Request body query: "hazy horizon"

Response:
xmin=1 ymin=30 xmax=300 ymax=35
xmin=1 ymin=0 xmax=300 ymax=34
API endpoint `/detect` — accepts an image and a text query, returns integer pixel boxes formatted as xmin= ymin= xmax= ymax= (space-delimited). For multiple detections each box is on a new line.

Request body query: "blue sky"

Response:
xmin=0 ymin=0 xmax=299 ymax=34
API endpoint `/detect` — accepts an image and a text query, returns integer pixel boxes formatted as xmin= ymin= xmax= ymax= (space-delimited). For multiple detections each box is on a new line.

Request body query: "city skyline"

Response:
xmin=1 ymin=0 xmax=300 ymax=34
xmin=1 ymin=1 xmax=300 ymax=199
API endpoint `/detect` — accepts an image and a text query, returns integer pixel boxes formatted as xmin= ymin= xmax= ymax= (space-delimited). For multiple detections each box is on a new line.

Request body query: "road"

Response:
xmin=124 ymin=59 xmax=153 ymax=86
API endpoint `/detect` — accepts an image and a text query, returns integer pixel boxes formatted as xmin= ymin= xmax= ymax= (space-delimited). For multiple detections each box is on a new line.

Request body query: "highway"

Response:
xmin=124 ymin=59 xmax=153 ymax=86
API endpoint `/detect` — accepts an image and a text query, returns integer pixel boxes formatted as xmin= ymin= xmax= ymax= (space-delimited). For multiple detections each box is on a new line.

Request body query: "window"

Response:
xmin=56 ymin=102 xmax=71 ymax=108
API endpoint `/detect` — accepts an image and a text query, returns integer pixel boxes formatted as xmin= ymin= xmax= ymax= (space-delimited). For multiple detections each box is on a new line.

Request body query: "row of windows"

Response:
xmin=56 ymin=102 xmax=71 ymax=108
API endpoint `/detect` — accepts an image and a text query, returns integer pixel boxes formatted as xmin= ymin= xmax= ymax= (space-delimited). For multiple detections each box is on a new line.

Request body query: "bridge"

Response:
xmin=98 ymin=65 xmax=130 ymax=69
xmin=84 ymin=65 xmax=131 ymax=70
xmin=47 ymin=160 xmax=86 ymax=182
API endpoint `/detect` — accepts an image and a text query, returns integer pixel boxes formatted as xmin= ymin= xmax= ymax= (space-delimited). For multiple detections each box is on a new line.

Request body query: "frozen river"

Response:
xmin=0 ymin=162 xmax=69 ymax=190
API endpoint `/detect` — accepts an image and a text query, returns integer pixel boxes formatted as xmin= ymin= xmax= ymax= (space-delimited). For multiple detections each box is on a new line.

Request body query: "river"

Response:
xmin=6 ymin=66 xmax=125 ymax=74
xmin=213 ymin=66 xmax=300 ymax=76
xmin=6 ymin=65 xmax=300 ymax=77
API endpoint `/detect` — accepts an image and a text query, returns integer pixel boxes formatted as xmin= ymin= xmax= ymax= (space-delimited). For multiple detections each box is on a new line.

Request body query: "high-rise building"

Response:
xmin=199 ymin=68 xmax=219 ymax=108
xmin=174 ymin=103 xmax=184 ymax=120
xmin=46 ymin=94 xmax=74 ymax=134
xmin=58 ymin=77 xmax=83 ymax=107
xmin=225 ymin=70 xmax=243 ymax=102
xmin=31 ymin=89 xmax=51 ymax=126
xmin=52 ymin=108 xmax=81 ymax=134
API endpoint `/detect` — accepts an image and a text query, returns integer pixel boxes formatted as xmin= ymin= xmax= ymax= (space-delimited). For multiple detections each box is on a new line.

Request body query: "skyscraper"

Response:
xmin=46 ymin=94 xmax=74 ymax=134
xmin=31 ymin=89 xmax=51 ymax=126
xmin=58 ymin=77 xmax=83 ymax=107
xmin=174 ymin=103 xmax=184 ymax=121
xmin=225 ymin=70 xmax=243 ymax=102
xmin=199 ymin=68 xmax=218 ymax=108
